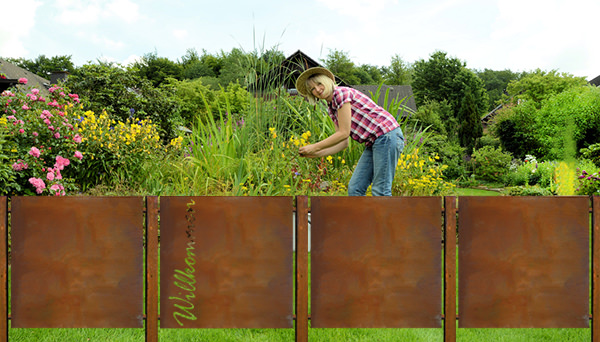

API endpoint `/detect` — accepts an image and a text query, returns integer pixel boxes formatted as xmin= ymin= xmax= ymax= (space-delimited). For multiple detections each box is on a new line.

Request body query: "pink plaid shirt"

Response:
xmin=327 ymin=87 xmax=400 ymax=146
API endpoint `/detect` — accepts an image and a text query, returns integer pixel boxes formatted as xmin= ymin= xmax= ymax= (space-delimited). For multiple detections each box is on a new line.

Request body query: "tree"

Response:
xmin=474 ymin=68 xmax=521 ymax=111
xmin=129 ymin=52 xmax=183 ymax=87
xmin=356 ymin=64 xmax=383 ymax=85
xmin=322 ymin=49 xmax=360 ymax=85
xmin=218 ymin=48 xmax=251 ymax=87
xmin=180 ymin=48 xmax=222 ymax=80
xmin=382 ymin=54 xmax=412 ymax=85
xmin=504 ymin=69 xmax=588 ymax=108
xmin=412 ymin=51 xmax=488 ymax=152
xmin=412 ymin=51 xmax=465 ymax=108
xmin=6 ymin=55 xmax=75 ymax=80
xmin=457 ymin=85 xmax=484 ymax=154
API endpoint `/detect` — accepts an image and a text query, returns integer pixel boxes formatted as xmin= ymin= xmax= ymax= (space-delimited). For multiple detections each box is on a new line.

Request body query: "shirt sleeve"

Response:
xmin=331 ymin=88 xmax=353 ymax=110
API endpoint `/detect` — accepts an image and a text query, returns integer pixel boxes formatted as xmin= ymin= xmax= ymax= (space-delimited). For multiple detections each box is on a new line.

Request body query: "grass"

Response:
xmin=453 ymin=187 xmax=503 ymax=196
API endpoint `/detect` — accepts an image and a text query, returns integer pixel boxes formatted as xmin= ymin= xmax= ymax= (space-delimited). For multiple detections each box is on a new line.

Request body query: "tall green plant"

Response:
xmin=0 ymin=118 xmax=15 ymax=195
xmin=367 ymin=82 xmax=416 ymax=122
xmin=185 ymin=100 xmax=245 ymax=194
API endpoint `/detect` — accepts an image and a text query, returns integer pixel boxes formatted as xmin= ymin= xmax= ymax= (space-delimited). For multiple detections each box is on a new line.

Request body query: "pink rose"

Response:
xmin=12 ymin=161 xmax=28 ymax=171
xmin=54 ymin=133 xmax=60 ymax=139
xmin=28 ymin=147 xmax=41 ymax=158
xmin=33 ymin=132 xmax=39 ymax=137
xmin=47 ymin=171 xmax=55 ymax=181
xmin=73 ymin=134 xmax=82 ymax=143
xmin=19 ymin=129 xmax=24 ymax=134
xmin=74 ymin=151 xmax=83 ymax=160
xmin=28 ymin=177 xmax=46 ymax=194
xmin=50 ymin=184 xmax=65 ymax=196
xmin=54 ymin=156 xmax=70 ymax=170
xmin=18 ymin=78 xmax=28 ymax=84
xmin=31 ymin=88 xmax=39 ymax=95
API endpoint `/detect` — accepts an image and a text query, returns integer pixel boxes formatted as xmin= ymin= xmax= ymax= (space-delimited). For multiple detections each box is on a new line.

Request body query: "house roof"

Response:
xmin=590 ymin=75 xmax=600 ymax=86
xmin=251 ymin=50 xmax=349 ymax=92
xmin=0 ymin=58 xmax=51 ymax=94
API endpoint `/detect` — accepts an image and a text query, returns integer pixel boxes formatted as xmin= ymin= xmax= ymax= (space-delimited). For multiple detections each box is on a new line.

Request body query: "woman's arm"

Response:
xmin=299 ymin=102 xmax=351 ymax=157
xmin=304 ymin=138 xmax=348 ymax=158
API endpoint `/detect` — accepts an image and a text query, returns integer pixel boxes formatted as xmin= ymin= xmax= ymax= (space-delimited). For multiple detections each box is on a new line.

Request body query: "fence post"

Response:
xmin=295 ymin=196 xmax=309 ymax=342
xmin=146 ymin=197 xmax=159 ymax=342
xmin=0 ymin=197 xmax=6 ymax=342
xmin=593 ymin=196 xmax=600 ymax=342
xmin=444 ymin=196 xmax=457 ymax=342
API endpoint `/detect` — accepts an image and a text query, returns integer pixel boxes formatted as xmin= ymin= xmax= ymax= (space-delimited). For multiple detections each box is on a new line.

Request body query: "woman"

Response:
xmin=295 ymin=67 xmax=404 ymax=196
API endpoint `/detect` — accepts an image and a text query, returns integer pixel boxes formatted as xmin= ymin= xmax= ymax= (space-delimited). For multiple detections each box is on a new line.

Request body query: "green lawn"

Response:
xmin=453 ymin=187 xmax=503 ymax=196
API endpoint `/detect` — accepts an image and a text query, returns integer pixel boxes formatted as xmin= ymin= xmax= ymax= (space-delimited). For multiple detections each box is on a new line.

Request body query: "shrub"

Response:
xmin=66 ymin=62 xmax=182 ymax=141
xmin=470 ymin=145 xmax=513 ymax=182
xmin=506 ymin=186 xmax=554 ymax=196
xmin=73 ymin=109 xmax=168 ymax=191
xmin=392 ymin=148 xmax=455 ymax=196
xmin=1 ymin=83 xmax=83 ymax=195
xmin=418 ymin=133 xmax=466 ymax=180
xmin=504 ymin=154 xmax=557 ymax=188
xmin=0 ymin=117 xmax=15 ymax=194
xmin=576 ymin=170 xmax=600 ymax=196
xmin=504 ymin=159 xmax=529 ymax=186
xmin=580 ymin=143 xmax=600 ymax=167
xmin=575 ymin=160 xmax=600 ymax=196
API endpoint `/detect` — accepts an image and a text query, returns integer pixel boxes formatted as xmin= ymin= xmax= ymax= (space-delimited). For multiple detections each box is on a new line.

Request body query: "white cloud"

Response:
xmin=316 ymin=0 xmax=398 ymax=20
xmin=489 ymin=0 xmax=600 ymax=77
xmin=122 ymin=54 xmax=142 ymax=67
xmin=172 ymin=29 xmax=188 ymax=40
xmin=107 ymin=0 xmax=140 ymax=24
xmin=89 ymin=34 xmax=126 ymax=50
xmin=54 ymin=0 xmax=139 ymax=26
xmin=0 ymin=0 xmax=42 ymax=58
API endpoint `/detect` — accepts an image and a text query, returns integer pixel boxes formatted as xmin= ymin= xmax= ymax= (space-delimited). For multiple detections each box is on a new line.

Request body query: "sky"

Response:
xmin=1 ymin=0 xmax=598 ymax=80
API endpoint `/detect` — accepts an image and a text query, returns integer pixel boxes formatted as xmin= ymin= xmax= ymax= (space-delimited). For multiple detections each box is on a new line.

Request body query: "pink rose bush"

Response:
xmin=1 ymin=80 xmax=84 ymax=195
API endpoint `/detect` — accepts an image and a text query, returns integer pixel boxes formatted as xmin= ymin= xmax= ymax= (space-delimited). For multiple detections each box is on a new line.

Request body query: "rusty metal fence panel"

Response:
xmin=159 ymin=196 xmax=294 ymax=329
xmin=458 ymin=196 xmax=590 ymax=328
xmin=1 ymin=195 xmax=598 ymax=341
xmin=10 ymin=196 xmax=144 ymax=328
xmin=310 ymin=196 xmax=443 ymax=328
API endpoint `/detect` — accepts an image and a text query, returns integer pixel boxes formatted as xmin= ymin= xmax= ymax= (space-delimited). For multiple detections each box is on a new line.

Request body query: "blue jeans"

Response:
xmin=348 ymin=128 xmax=405 ymax=196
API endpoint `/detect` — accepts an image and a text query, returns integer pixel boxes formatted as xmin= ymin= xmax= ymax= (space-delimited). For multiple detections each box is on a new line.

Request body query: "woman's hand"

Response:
xmin=299 ymin=144 xmax=319 ymax=158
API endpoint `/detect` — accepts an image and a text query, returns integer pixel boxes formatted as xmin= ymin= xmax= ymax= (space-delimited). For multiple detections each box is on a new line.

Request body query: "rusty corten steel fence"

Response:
xmin=0 ymin=195 xmax=599 ymax=342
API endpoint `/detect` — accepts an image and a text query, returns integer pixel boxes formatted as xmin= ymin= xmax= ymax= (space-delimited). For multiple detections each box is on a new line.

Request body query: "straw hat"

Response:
xmin=295 ymin=67 xmax=335 ymax=97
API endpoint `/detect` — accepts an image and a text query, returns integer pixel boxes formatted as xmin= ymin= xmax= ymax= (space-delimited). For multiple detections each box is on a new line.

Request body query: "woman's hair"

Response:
xmin=304 ymin=74 xmax=336 ymax=105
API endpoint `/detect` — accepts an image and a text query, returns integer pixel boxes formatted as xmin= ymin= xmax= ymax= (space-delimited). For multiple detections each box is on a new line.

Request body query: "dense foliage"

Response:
xmin=64 ymin=61 xmax=182 ymax=141
xmin=411 ymin=51 xmax=488 ymax=153
xmin=3 ymin=48 xmax=599 ymax=197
